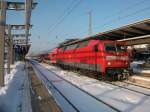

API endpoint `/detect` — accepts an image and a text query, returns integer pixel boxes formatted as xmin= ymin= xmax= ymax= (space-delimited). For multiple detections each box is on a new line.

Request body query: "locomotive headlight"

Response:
xmin=125 ymin=62 xmax=128 ymax=65
xmin=107 ymin=62 xmax=111 ymax=65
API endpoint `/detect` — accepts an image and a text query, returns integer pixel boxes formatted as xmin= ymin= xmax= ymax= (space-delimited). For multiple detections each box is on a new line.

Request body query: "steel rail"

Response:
xmin=123 ymin=81 xmax=150 ymax=89
xmin=104 ymin=81 xmax=150 ymax=96
xmin=31 ymin=61 xmax=80 ymax=112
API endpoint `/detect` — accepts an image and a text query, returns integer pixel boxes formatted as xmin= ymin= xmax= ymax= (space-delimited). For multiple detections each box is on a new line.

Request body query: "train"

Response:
xmin=40 ymin=37 xmax=130 ymax=80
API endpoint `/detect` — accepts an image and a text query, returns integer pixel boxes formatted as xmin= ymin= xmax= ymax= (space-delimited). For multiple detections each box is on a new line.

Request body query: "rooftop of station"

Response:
xmin=93 ymin=18 xmax=150 ymax=40
xmin=62 ymin=19 xmax=150 ymax=46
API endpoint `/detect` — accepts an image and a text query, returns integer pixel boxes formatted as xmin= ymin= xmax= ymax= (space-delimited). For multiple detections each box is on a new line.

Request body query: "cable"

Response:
xmin=49 ymin=0 xmax=83 ymax=34
xmin=55 ymin=0 xmax=149 ymax=40
xmin=101 ymin=0 xmax=148 ymax=21
xmin=49 ymin=0 xmax=75 ymax=28
xmin=65 ymin=0 xmax=150 ymax=39
xmin=93 ymin=4 xmax=150 ymax=31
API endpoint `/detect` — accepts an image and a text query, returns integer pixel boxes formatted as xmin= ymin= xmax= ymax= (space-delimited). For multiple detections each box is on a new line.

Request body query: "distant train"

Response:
xmin=41 ymin=38 xmax=130 ymax=80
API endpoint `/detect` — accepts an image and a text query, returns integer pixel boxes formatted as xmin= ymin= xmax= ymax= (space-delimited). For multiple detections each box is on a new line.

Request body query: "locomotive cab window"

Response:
xmin=66 ymin=43 xmax=78 ymax=50
xmin=105 ymin=44 xmax=116 ymax=52
xmin=78 ymin=40 xmax=89 ymax=48
xmin=62 ymin=46 xmax=67 ymax=50
xmin=116 ymin=44 xmax=126 ymax=52
xmin=105 ymin=43 xmax=126 ymax=52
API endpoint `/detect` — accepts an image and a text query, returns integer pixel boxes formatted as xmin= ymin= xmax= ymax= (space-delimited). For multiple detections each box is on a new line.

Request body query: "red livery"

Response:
xmin=46 ymin=38 xmax=130 ymax=80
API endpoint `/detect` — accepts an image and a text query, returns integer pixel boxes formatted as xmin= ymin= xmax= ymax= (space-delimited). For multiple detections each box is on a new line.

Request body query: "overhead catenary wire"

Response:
xmin=49 ymin=0 xmax=83 ymax=34
xmin=101 ymin=0 xmax=148 ymax=21
xmin=93 ymin=5 xmax=150 ymax=33
xmin=49 ymin=0 xmax=75 ymax=28
xmin=63 ymin=0 xmax=150 ymax=40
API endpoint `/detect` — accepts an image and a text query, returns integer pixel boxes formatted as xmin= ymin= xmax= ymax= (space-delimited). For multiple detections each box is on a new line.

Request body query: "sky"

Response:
xmin=6 ymin=0 xmax=150 ymax=54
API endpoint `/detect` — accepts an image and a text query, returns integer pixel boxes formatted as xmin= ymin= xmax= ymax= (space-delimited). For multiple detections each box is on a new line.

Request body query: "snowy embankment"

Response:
xmin=130 ymin=61 xmax=150 ymax=74
xmin=0 ymin=62 xmax=31 ymax=112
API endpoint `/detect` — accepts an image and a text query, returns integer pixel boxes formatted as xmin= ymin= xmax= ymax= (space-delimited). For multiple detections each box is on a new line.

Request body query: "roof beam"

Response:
xmin=11 ymin=34 xmax=31 ymax=38
xmin=118 ymin=34 xmax=150 ymax=45
xmin=130 ymin=27 xmax=150 ymax=34
xmin=5 ymin=24 xmax=32 ymax=30
xmin=144 ymin=22 xmax=150 ymax=27
xmin=125 ymin=37 xmax=150 ymax=45
xmin=101 ymin=34 xmax=120 ymax=40
xmin=0 ymin=2 xmax=37 ymax=10
xmin=119 ymin=29 xmax=142 ymax=36
xmin=105 ymin=33 xmax=124 ymax=39
xmin=110 ymin=32 xmax=124 ymax=37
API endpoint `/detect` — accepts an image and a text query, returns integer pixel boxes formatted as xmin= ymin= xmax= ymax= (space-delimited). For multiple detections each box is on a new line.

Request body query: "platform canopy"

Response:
xmin=62 ymin=19 xmax=150 ymax=46
xmin=92 ymin=19 xmax=150 ymax=40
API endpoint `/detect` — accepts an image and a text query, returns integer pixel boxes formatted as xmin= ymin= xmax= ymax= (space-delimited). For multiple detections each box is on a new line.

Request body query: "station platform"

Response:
xmin=128 ymin=75 xmax=150 ymax=88
xmin=129 ymin=61 xmax=150 ymax=87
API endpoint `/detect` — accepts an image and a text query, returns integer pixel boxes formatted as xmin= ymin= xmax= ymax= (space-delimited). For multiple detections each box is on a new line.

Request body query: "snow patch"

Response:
xmin=0 ymin=62 xmax=27 ymax=112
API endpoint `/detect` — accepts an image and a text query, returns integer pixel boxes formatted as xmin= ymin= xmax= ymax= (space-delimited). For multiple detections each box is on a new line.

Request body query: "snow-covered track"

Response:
xmin=30 ymin=61 xmax=119 ymax=112
xmin=105 ymin=81 xmax=150 ymax=96
xmin=31 ymin=61 xmax=80 ymax=112
xmin=123 ymin=81 xmax=150 ymax=89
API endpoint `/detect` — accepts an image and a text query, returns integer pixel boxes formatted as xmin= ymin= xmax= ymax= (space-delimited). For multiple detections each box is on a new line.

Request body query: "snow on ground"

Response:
xmin=41 ymin=63 xmax=150 ymax=112
xmin=130 ymin=61 xmax=150 ymax=74
xmin=0 ymin=62 xmax=29 ymax=112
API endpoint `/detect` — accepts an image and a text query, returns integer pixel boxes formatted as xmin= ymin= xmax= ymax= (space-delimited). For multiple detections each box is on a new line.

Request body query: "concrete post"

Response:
xmin=0 ymin=1 xmax=6 ymax=86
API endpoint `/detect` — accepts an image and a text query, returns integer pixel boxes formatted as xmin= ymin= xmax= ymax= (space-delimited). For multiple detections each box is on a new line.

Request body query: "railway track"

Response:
xmin=30 ymin=61 xmax=120 ymax=112
xmin=31 ymin=62 xmax=80 ymax=112
xmin=104 ymin=81 xmax=150 ymax=97
xmin=62 ymin=65 xmax=150 ymax=96
xmin=123 ymin=81 xmax=150 ymax=89
xmin=64 ymin=66 xmax=150 ymax=96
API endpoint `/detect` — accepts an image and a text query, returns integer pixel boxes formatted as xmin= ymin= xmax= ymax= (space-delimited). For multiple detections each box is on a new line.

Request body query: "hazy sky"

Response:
xmin=6 ymin=0 xmax=150 ymax=54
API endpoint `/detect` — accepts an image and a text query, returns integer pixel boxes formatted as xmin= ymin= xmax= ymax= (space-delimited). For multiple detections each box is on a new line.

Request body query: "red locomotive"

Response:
xmin=47 ymin=38 xmax=130 ymax=80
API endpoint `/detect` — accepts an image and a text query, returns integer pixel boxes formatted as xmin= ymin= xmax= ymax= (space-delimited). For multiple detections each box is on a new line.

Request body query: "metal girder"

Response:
xmin=0 ymin=2 xmax=37 ymax=10
xmin=14 ymin=39 xmax=30 ymax=42
xmin=11 ymin=34 xmax=31 ymax=38
xmin=5 ymin=24 xmax=32 ymax=30
xmin=125 ymin=37 xmax=150 ymax=45
xmin=118 ymin=35 xmax=150 ymax=46
xmin=101 ymin=34 xmax=119 ymax=40
xmin=144 ymin=22 xmax=150 ymax=27
xmin=130 ymin=26 xmax=150 ymax=34
xmin=119 ymin=30 xmax=142 ymax=36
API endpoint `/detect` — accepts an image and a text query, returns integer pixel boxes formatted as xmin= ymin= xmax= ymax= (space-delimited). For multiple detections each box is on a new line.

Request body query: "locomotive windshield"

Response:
xmin=116 ymin=44 xmax=126 ymax=52
xmin=105 ymin=43 xmax=126 ymax=52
